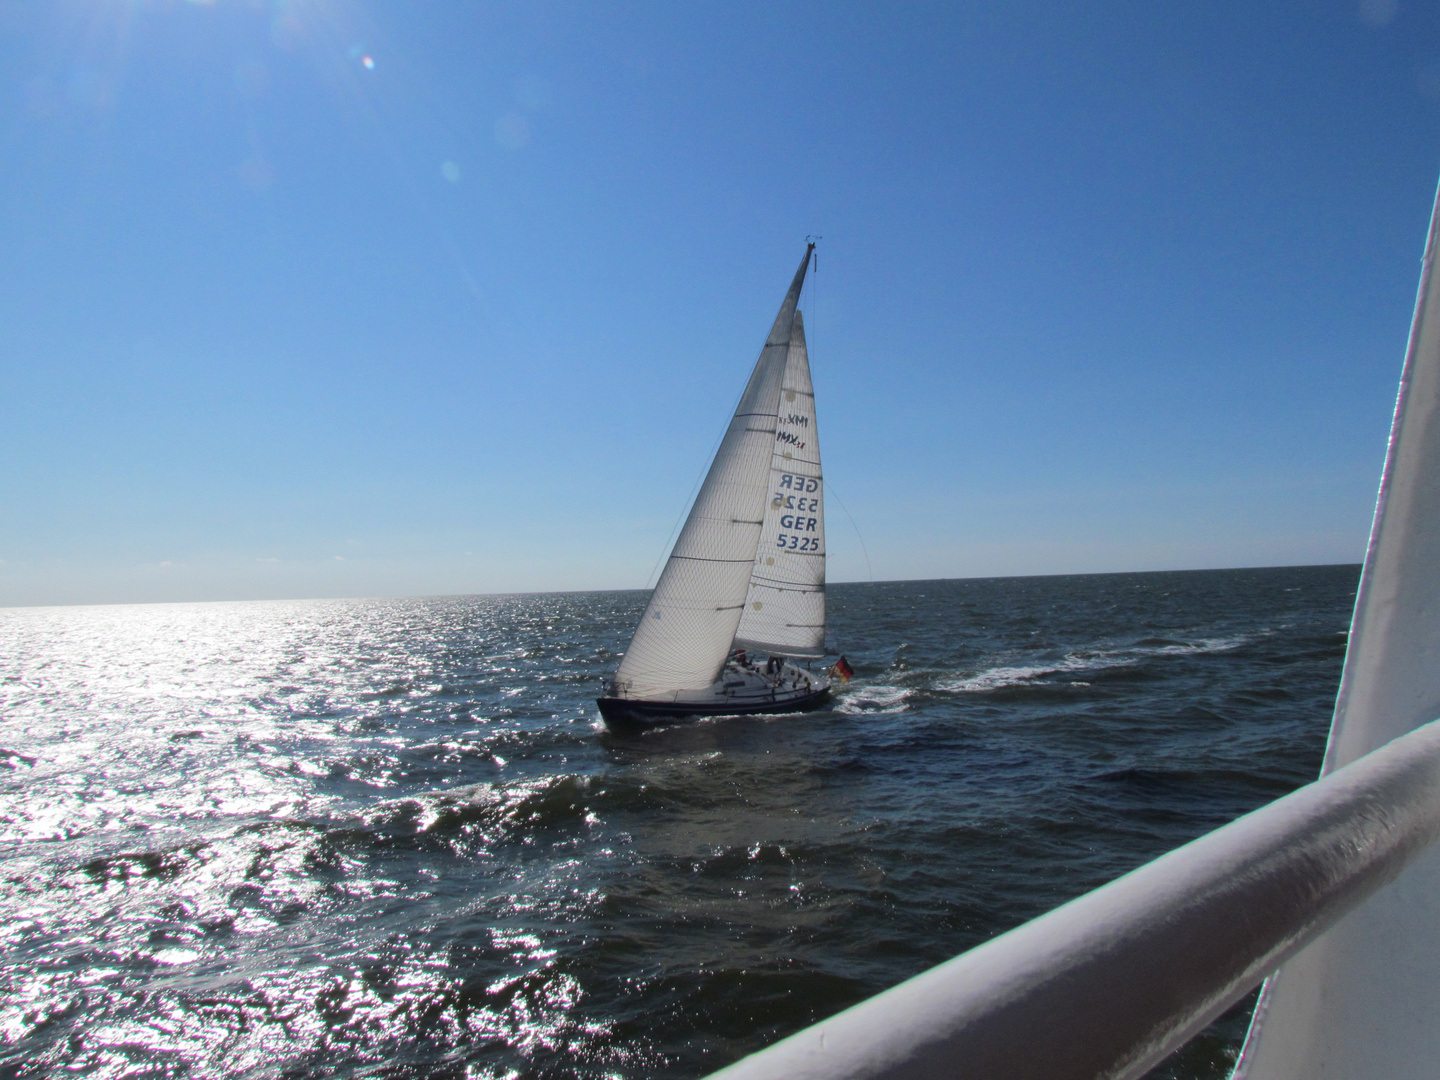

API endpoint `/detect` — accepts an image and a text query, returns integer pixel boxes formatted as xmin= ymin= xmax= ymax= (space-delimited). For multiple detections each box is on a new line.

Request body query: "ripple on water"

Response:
xmin=0 ymin=568 xmax=1357 ymax=1078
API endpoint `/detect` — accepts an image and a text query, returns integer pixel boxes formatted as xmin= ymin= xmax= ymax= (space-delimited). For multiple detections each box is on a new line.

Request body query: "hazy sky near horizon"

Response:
xmin=2 ymin=0 xmax=1438 ymax=607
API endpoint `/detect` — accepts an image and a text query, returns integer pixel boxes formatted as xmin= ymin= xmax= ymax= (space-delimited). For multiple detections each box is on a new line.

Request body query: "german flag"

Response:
xmin=829 ymin=655 xmax=854 ymax=682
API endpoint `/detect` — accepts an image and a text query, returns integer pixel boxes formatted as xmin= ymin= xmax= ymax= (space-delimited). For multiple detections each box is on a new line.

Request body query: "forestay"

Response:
xmin=612 ymin=247 xmax=813 ymax=698
xmin=733 ymin=309 xmax=826 ymax=657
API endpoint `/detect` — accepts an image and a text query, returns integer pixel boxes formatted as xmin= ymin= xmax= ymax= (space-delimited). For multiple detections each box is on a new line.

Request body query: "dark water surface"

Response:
xmin=0 ymin=565 xmax=1360 ymax=1079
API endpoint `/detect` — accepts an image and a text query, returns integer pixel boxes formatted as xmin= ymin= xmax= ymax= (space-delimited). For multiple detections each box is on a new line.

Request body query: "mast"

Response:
xmin=614 ymin=246 xmax=814 ymax=698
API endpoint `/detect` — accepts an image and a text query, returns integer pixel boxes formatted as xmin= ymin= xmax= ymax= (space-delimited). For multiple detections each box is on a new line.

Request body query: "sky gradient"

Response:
xmin=3 ymin=0 xmax=1439 ymax=606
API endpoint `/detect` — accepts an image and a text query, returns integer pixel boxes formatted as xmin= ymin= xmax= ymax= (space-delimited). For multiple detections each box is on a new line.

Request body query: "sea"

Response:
xmin=0 ymin=564 xmax=1360 ymax=1080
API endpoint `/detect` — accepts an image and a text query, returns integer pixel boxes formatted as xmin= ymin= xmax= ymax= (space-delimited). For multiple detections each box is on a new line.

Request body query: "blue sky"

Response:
xmin=2 ymin=0 xmax=1439 ymax=606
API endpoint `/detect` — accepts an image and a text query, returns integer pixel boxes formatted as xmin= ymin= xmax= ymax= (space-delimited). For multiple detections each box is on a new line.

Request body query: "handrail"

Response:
xmin=703 ymin=716 xmax=1440 ymax=1080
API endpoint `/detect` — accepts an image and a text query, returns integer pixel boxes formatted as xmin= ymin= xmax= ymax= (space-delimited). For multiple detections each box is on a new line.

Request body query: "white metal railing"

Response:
xmin=702 ymin=717 xmax=1440 ymax=1080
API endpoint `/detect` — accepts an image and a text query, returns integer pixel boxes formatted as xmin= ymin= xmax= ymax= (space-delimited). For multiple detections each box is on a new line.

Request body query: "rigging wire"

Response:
xmin=805 ymin=238 xmax=869 ymax=583
xmin=642 ymin=247 xmax=820 ymax=592
xmin=812 ymin=240 xmax=823 ymax=365
xmin=823 ymin=478 xmax=874 ymax=583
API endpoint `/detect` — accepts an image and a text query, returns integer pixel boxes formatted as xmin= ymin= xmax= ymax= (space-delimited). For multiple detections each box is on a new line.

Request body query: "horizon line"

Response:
xmin=0 ymin=561 xmax=1364 ymax=612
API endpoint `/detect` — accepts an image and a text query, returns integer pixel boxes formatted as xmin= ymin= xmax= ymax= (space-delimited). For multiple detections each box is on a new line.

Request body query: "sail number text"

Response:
xmin=776 ymin=509 xmax=819 ymax=551
xmin=776 ymin=533 xmax=820 ymax=551
xmin=773 ymin=473 xmax=821 ymax=551
xmin=772 ymin=494 xmax=820 ymax=512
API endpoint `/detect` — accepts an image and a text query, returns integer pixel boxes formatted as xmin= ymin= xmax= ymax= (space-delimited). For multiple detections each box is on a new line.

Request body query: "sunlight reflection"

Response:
xmin=0 ymin=595 xmax=642 ymax=1075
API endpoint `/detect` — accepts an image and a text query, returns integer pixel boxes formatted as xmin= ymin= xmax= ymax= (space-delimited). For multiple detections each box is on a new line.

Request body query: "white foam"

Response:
xmin=835 ymin=684 xmax=912 ymax=714
xmin=936 ymin=636 xmax=1249 ymax=694
xmin=152 ymin=948 xmax=198 ymax=965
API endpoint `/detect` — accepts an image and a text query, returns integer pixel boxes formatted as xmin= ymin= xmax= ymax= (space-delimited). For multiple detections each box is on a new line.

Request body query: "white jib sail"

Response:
xmin=733 ymin=309 xmax=826 ymax=657
xmin=1232 ymin=180 xmax=1440 ymax=1079
xmin=613 ymin=248 xmax=812 ymax=698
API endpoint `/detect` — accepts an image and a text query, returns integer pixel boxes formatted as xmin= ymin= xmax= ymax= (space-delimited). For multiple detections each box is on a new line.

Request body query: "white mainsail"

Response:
xmin=1231 ymin=182 xmax=1440 ymax=1078
xmin=613 ymin=248 xmax=813 ymax=698
xmin=733 ymin=309 xmax=826 ymax=657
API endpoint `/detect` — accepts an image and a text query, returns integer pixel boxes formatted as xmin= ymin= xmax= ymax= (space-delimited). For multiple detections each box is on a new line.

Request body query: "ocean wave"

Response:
xmin=331 ymin=772 xmax=674 ymax=850
xmin=0 ymin=570 xmax=1356 ymax=1080
xmin=936 ymin=636 xmax=1249 ymax=694
xmin=834 ymin=684 xmax=912 ymax=714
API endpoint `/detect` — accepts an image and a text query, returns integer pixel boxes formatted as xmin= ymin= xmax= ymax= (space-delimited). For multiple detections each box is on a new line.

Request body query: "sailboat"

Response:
xmin=598 ymin=244 xmax=834 ymax=726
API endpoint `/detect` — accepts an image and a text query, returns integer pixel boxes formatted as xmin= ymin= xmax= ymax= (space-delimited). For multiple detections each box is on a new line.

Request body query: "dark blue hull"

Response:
xmin=596 ymin=685 xmax=830 ymax=728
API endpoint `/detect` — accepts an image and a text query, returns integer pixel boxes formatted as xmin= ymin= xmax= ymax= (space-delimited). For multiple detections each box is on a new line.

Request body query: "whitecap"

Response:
xmin=152 ymin=948 xmax=198 ymax=965
xmin=835 ymin=684 xmax=912 ymax=714
xmin=936 ymin=635 xmax=1251 ymax=693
